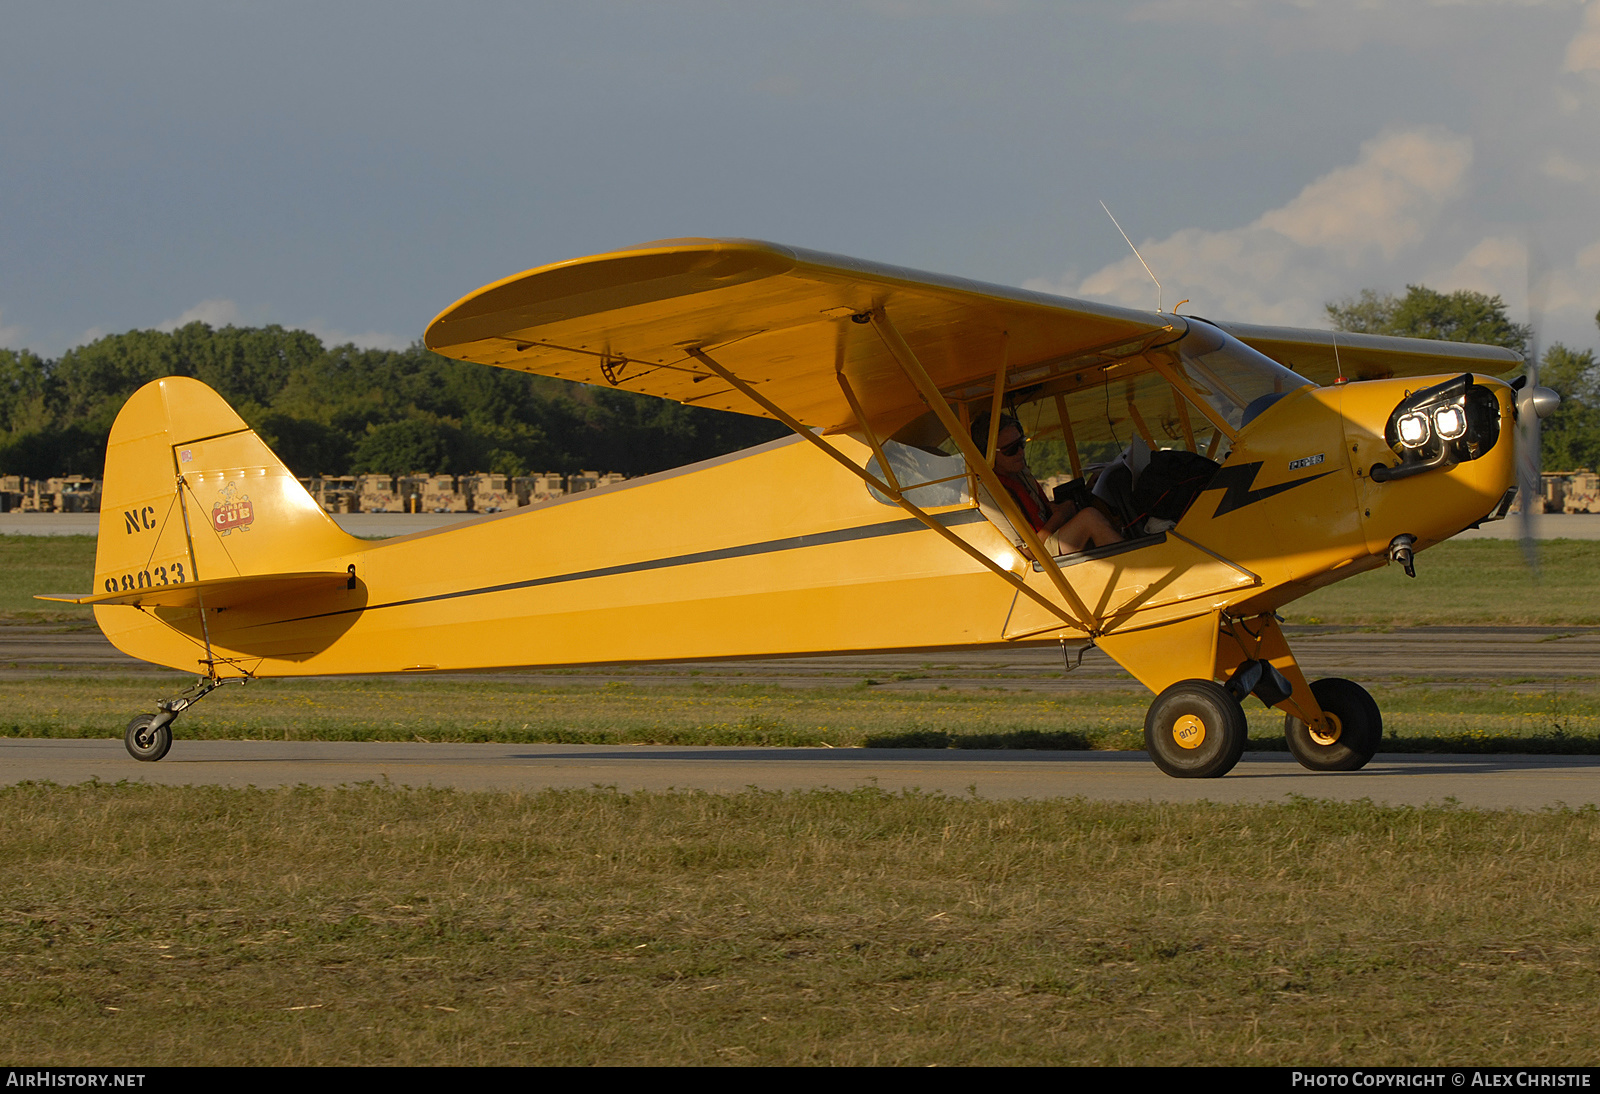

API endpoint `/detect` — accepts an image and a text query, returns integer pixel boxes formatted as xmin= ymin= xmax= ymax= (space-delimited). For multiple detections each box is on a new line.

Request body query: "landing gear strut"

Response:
xmin=124 ymin=676 xmax=238 ymax=761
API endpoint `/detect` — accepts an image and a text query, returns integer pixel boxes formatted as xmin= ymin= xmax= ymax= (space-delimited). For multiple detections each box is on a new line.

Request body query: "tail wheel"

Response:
xmin=1284 ymin=678 xmax=1381 ymax=772
xmin=125 ymin=714 xmax=172 ymax=762
xmin=1144 ymin=680 xmax=1248 ymax=779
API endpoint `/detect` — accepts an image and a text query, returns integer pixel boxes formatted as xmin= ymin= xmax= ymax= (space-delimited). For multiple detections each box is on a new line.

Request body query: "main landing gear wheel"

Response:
xmin=125 ymin=714 xmax=172 ymax=762
xmin=1144 ymin=680 xmax=1248 ymax=779
xmin=1284 ymin=677 xmax=1382 ymax=772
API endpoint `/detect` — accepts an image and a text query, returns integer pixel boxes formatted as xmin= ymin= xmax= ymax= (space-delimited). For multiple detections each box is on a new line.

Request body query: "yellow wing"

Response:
xmin=424 ymin=238 xmax=1177 ymax=435
xmin=1215 ymin=321 xmax=1523 ymax=384
xmin=424 ymin=238 xmax=1525 ymax=434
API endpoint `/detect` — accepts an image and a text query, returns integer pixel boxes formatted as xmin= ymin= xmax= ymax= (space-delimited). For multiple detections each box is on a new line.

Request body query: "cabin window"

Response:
xmin=992 ymin=322 xmax=1314 ymax=481
xmin=866 ymin=321 xmax=1315 ymax=537
xmin=1170 ymin=320 xmax=1315 ymax=432
xmin=863 ymin=439 xmax=970 ymax=508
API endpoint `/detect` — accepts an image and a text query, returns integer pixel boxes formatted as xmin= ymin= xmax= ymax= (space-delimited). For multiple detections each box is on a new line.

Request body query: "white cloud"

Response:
xmin=156 ymin=298 xmax=243 ymax=331
xmin=1257 ymin=129 xmax=1471 ymax=260
xmin=1565 ymin=0 xmax=1600 ymax=72
xmin=1540 ymin=237 xmax=1600 ymax=325
xmin=1036 ymin=109 xmax=1600 ymax=350
xmin=1540 ymin=150 xmax=1598 ymax=184
xmin=1032 ymin=128 xmax=1475 ymax=328
xmin=1431 ymin=235 xmax=1528 ymax=300
xmin=1036 ymin=105 xmax=1599 ymax=350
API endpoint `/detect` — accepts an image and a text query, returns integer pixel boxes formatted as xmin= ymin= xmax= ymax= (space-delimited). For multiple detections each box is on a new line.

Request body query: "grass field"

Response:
xmin=3 ymin=534 xmax=1597 ymax=626
xmin=1281 ymin=539 xmax=1600 ymax=627
xmin=4 ymin=782 xmax=1597 ymax=1066
xmin=3 ymin=537 xmax=1595 ymax=1066
xmin=1 ymin=535 xmax=97 ymax=621
xmin=2 ymin=674 xmax=1598 ymax=753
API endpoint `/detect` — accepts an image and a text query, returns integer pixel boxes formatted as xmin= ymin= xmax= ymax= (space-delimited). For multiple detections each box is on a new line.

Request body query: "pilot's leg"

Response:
xmin=1050 ymin=507 xmax=1124 ymax=554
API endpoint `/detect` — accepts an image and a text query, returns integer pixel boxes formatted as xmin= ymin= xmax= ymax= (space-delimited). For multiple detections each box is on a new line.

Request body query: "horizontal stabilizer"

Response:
xmin=37 ymin=571 xmax=352 ymax=611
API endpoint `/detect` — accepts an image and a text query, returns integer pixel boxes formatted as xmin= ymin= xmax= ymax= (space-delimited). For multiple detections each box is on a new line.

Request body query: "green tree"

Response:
xmin=0 ymin=347 xmax=49 ymax=435
xmin=2 ymin=322 xmax=788 ymax=479
xmin=351 ymin=417 xmax=463 ymax=475
xmin=1538 ymin=342 xmax=1600 ymax=472
xmin=1326 ymin=285 xmax=1531 ymax=356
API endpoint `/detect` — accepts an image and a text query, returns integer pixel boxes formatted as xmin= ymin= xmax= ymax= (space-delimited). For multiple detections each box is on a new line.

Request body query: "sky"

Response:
xmin=3 ymin=0 xmax=1598 ymax=359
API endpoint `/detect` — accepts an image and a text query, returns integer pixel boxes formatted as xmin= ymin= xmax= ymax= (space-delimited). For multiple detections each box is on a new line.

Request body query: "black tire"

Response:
xmin=125 ymin=714 xmax=172 ymax=762
xmin=1144 ymin=680 xmax=1248 ymax=779
xmin=1284 ymin=678 xmax=1381 ymax=772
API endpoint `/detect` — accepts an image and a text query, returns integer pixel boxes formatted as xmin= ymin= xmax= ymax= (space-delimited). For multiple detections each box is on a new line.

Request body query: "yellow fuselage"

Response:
xmin=90 ymin=374 xmax=1514 ymax=691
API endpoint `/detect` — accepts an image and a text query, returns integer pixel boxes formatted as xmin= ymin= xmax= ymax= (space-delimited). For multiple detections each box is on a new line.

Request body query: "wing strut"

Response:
xmin=983 ymin=333 xmax=1009 ymax=463
xmin=866 ymin=308 xmax=1098 ymax=631
xmin=685 ymin=347 xmax=1087 ymax=633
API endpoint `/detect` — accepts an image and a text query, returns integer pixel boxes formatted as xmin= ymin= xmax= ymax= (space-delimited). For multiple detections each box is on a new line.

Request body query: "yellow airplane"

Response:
xmin=41 ymin=238 xmax=1558 ymax=777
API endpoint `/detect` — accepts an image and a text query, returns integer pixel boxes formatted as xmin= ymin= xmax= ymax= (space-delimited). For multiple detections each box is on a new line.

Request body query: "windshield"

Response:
xmin=1174 ymin=320 xmax=1314 ymax=431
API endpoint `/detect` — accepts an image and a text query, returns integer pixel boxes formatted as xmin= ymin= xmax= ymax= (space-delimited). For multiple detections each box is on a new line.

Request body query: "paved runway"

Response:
xmin=4 ymin=622 xmax=1596 ymax=691
xmin=5 ymin=624 xmax=1595 ymax=805
xmin=6 ymin=738 xmax=1597 ymax=809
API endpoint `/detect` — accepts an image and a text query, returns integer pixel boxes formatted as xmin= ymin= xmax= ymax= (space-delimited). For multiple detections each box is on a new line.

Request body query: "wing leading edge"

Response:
xmin=424 ymin=238 xmax=1525 ymax=434
xmin=1216 ymin=321 xmax=1522 ymax=385
xmin=423 ymin=238 xmax=1177 ymax=436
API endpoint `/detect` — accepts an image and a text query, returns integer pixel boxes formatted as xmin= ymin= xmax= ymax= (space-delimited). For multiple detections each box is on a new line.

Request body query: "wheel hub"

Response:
xmin=1173 ymin=714 xmax=1206 ymax=749
xmin=1309 ymin=712 xmax=1342 ymax=747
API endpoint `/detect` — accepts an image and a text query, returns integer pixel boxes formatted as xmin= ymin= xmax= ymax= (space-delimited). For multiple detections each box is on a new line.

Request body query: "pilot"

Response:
xmin=971 ymin=413 xmax=1123 ymax=557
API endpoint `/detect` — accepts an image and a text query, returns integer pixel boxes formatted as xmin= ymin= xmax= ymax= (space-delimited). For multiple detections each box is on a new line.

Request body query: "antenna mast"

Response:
xmin=1100 ymin=201 xmax=1163 ymax=313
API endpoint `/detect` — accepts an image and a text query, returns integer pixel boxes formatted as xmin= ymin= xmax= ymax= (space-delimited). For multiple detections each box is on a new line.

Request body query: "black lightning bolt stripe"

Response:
xmin=1204 ymin=461 xmax=1335 ymax=518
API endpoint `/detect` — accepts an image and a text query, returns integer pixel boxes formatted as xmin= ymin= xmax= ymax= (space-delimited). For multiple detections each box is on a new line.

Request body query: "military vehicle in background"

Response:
xmin=1566 ymin=471 xmax=1600 ymax=513
xmin=0 ymin=470 xmax=630 ymax=516
xmin=358 ymin=474 xmax=404 ymax=513
xmin=514 ymin=473 xmax=565 ymax=506
xmin=312 ymin=475 xmax=360 ymax=514
xmin=1544 ymin=470 xmax=1600 ymax=514
xmin=565 ymin=470 xmax=627 ymax=495
xmin=19 ymin=475 xmax=102 ymax=513
xmin=419 ymin=474 xmax=469 ymax=513
xmin=0 ymin=474 xmax=25 ymax=512
xmin=462 ymin=473 xmax=515 ymax=512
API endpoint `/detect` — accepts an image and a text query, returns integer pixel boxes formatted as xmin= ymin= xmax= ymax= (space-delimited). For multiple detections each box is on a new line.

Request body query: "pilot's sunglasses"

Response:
xmin=998 ymin=437 xmax=1027 ymax=457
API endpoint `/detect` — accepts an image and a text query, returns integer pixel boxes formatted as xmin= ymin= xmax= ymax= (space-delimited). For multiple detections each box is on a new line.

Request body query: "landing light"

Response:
xmin=1433 ymin=404 xmax=1467 ymax=441
xmin=1396 ymin=413 xmax=1430 ymax=448
xmin=1374 ymin=373 xmax=1502 ymax=483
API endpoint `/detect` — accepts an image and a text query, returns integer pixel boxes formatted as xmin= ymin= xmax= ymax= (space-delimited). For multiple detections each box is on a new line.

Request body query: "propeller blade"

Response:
xmin=1519 ymin=244 xmax=1546 ymax=575
xmin=1518 ymin=340 xmax=1541 ymax=572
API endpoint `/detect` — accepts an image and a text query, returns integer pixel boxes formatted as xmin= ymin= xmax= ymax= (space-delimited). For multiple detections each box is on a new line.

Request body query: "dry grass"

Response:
xmin=1 ymin=675 xmax=1598 ymax=753
xmin=3 ymin=782 xmax=1598 ymax=1066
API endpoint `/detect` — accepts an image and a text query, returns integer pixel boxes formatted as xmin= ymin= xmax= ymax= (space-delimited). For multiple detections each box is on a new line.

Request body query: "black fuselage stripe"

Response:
xmin=280 ymin=507 xmax=989 ymax=624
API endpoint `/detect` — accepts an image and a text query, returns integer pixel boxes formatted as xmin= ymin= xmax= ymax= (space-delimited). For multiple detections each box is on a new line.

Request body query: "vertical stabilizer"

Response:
xmin=94 ymin=377 xmax=363 ymax=598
